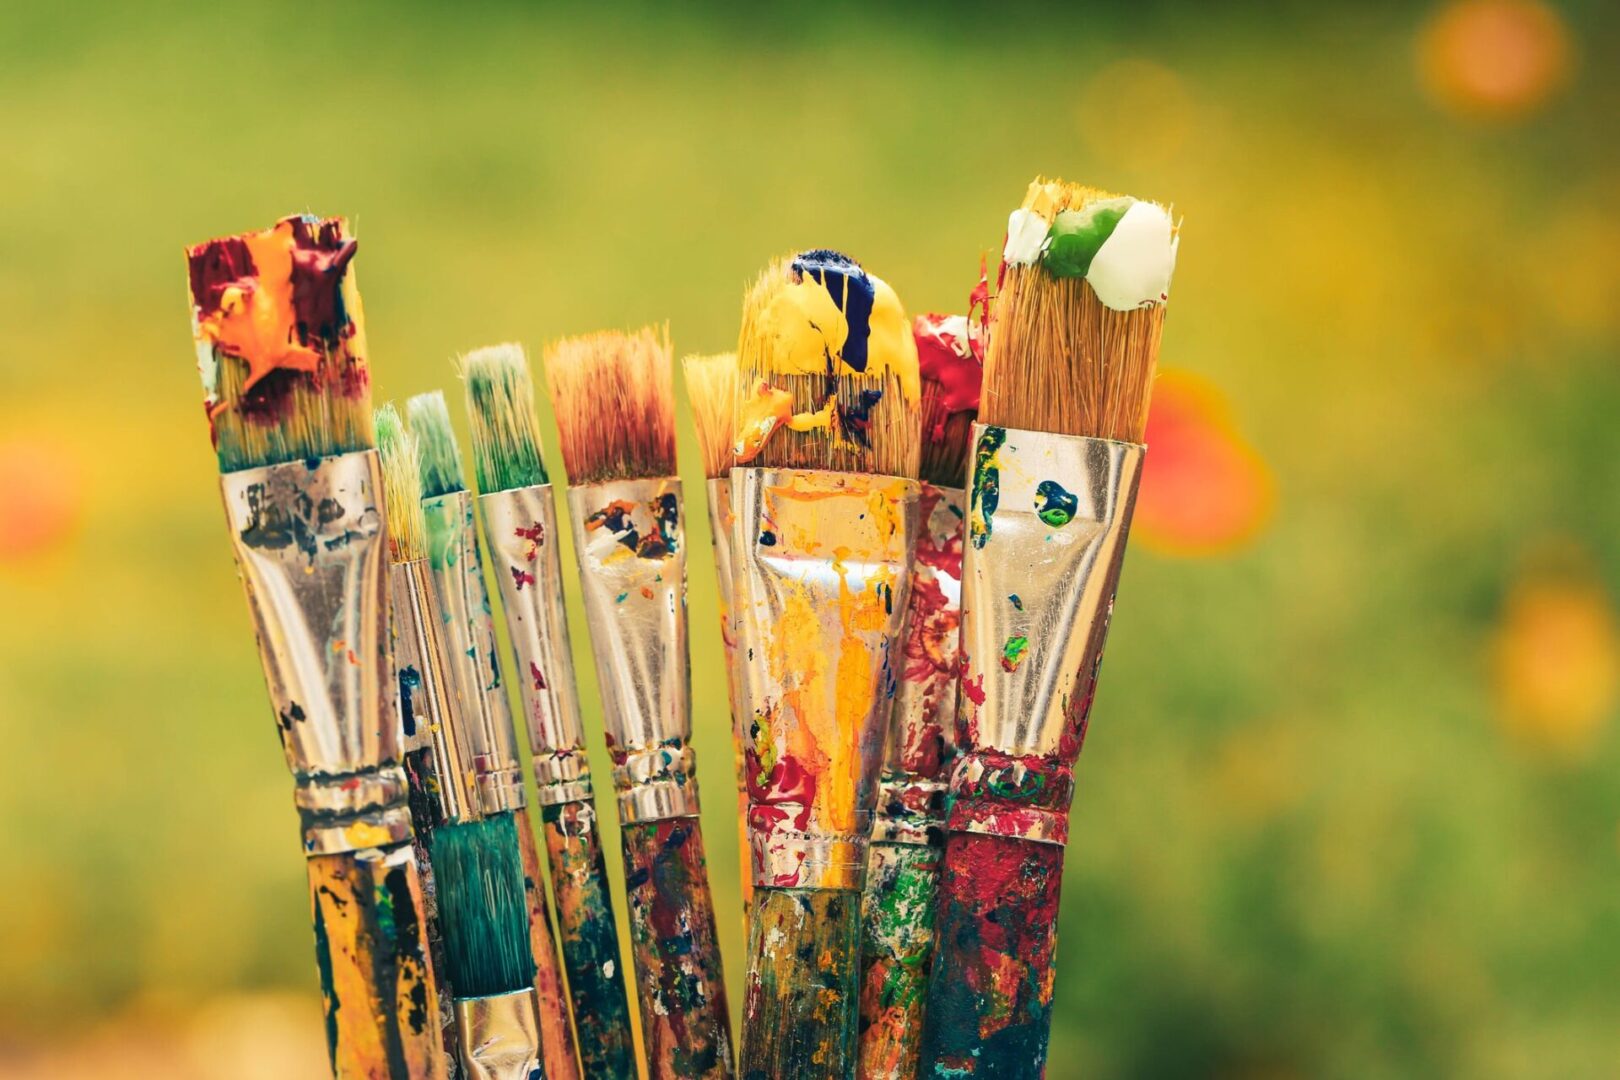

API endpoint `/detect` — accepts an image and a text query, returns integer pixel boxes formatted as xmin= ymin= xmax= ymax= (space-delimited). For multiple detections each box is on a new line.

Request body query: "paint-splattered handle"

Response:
xmin=741 ymin=887 xmax=861 ymax=1080
xmin=916 ymin=832 xmax=1065 ymax=1079
xmin=857 ymin=841 xmax=943 ymax=1080
xmin=514 ymin=812 xmax=584 ymax=1080
xmin=539 ymin=799 xmax=638 ymax=1079
xmin=621 ymin=818 xmax=735 ymax=1079
xmin=306 ymin=845 xmax=448 ymax=1080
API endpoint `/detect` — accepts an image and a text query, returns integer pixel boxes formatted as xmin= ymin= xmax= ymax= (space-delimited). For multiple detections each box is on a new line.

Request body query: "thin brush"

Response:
xmin=405 ymin=390 xmax=583 ymax=1080
xmin=857 ymin=307 xmax=983 ymax=1080
xmin=729 ymin=251 xmax=922 ymax=1078
xmin=918 ymin=177 xmax=1179 ymax=1080
xmin=679 ymin=351 xmax=752 ymax=917
xmin=545 ymin=327 xmax=735 ymax=1080
xmin=461 ymin=343 xmax=638 ymax=1079
xmin=185 ymin=215 xmax=446 ymax=1078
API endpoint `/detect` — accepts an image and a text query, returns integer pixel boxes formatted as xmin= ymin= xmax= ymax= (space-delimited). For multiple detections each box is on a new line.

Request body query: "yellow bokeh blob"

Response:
xmin=1419 ymin=0 xmax=1573 ymax=121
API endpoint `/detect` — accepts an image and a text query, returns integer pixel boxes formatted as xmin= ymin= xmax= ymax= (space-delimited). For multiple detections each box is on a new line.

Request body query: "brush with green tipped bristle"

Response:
xmin=461 ymin=344 xmax=639 ymax=1079
xmin=184 ymin=215 xmax=447 ymax=1078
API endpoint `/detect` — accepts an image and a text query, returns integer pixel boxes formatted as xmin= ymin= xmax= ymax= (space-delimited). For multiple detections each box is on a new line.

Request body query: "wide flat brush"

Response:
xmin=461 ymin=344 xmax=638 ymax=1079
xmin=916 ymin=177 xmax=1179 ymax=1079
xmin=545 ymin=327 xmax=735 ymax=1079
xmin=730 ymin=251 xmax=922 ymax=1078
xmin=407 ymin=392 xmax=582 ymax=1080
xmin=184 ymin=215 xmax=446 ymax=1079
xmin=857 ymin=307 xmax=984 ymax=1080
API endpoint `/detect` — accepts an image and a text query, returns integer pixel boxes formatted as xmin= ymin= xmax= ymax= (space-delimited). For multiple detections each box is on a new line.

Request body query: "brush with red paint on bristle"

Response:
xmin=544 ymin=326 xmax=735 ymax=1080
xmin=917 ymin=177 xmax=1180 ymax=1080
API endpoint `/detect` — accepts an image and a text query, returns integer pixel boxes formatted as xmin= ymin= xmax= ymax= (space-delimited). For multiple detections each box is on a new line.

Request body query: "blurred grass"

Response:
xmin=2 ymin=1 xmax=1619 ymax=1076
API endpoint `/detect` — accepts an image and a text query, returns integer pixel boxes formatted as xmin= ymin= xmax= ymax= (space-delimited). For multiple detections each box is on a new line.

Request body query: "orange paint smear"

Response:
xmin=734 ymin=381 xmax=836 ymax=463
xmin=195 ymin=225 xmax=322 ymax=396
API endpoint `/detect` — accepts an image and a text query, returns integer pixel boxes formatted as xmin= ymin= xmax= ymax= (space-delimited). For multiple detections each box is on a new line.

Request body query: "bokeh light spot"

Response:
xmin=1076 ymin=59 xmax=1193 ymax=171
xmin=0 ymin=437 xmax=83 ymax=562
xmin=1419 ymin=0 xmax=1573 ymax=121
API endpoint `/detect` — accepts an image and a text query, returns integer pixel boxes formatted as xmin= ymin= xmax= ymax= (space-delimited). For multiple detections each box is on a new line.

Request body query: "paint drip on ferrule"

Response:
xmin=564 ymin=477 xmax=698 ymax=825
xmin=951 ymin=426 xmax=1143 ymax=846
xmin=219 ymin=451 xmax=413 ymax=855
xmin=479 ymin=485 xmax=594 ymax=807
xmin=422 ymin=489 xmax=526 ymax=816
xmin=453 ymin=988 xmax=543 ymax=1080
xmin=731 ymin=467 xmax=920 ymax=891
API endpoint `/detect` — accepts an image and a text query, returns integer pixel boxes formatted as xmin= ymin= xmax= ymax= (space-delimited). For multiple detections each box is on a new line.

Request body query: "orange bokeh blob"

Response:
xmin=1419 ymin=0 xmax=1573 ymax=121
xmin=0 ymin=438 xmax=83 ymax=562
xmin=1493 ymin=568 xmax=1618 ymax=757
xmin=1135 ymin=370 xmax=1273 ymax=558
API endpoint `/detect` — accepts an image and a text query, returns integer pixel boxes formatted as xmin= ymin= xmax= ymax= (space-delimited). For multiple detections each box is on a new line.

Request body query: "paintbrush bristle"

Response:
xmin=430 ymin=815 xmax=536 ymax=998
xmin=681 ymin=352 xmax=739 ymax=481
xmin=915 ymin=311 xmax=984 ymax=489
xmin=735 ymin=251 xmax=920 ymax=479
xmin=543 ymin=325 xmax=676 ymax=484
xmin=460 ymin=343 xmax=549 ymax=494
xmin=406 ymin=391 xmax=467 ymax=498
xmin=375 ymin=403 xmax=428 ymax=563
xmin=982 ymin=177 xmax=1177 ymax=441
xmin=186 ymin=215 xmax=373 ymax=472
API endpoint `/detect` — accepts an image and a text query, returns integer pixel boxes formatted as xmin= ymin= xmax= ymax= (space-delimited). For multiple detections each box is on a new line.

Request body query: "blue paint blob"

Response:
xmin=793 ymin=249 xmax=874 ymax=372
xmin=1034 ymin=480 xmax=1078 ymax=527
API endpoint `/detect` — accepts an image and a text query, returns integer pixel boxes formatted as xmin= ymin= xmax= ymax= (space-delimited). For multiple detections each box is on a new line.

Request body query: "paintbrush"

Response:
xmin=406 ymin=391 xmax=583 ymax=1080
xmin=544 ymin=326 xmax=735 ymax=1079
xmin=730 ymin=250 xmax=922 ymax=1078
xmin=377 ymin=402 xmax=546 ymax=1079
xmin=460 ymin=343 xmax=639 ymax=1079
xmin=678 ymin=351 xmax=752 ymax=918
xmin=856 ymin=305 xmax=985 ymax=1080
xmin=184 ymin=215 xmax=446 ymax=1079
xmin=916 ymin=178 xmax=1179 ymax=1079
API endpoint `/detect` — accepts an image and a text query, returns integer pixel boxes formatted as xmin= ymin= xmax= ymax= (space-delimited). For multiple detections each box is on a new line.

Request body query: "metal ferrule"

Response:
xmin=478 ymin=485 xmax=594 ymax=807
xmin=874 ymin=482 xmax=966 ymax=847
xmin=390 ymin=558 xmax=482 ymax=826
xmin=731 ymin=467 xmax=920 ymax=891
xmin=950 ymin=426 xmax=1144 ymax=847
xmin=219 ymin=451 xmax=412 ymax=855
xmin=454 ymin=989 xmax=542 ymax=1080
xmin=565 ymin=477 xmax=695 ymax=825
xmin=421 ymin=490 xmax=526 ymax=816
xmin=705 ymin=478 xmax=747 ymax=789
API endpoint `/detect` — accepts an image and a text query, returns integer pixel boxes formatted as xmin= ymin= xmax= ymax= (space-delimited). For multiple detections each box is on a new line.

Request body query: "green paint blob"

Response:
xmin=1001 ymin=635 xmax=1030 ymax=671
xmin=1043 ymin=197 xmax=1135 ymax=279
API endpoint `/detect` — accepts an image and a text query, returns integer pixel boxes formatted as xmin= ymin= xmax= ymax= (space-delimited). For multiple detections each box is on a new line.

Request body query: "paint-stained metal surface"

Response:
xmin=741 ymin=888 xmax=862 ymax=1079
xmin=392 ymin=558 xmax=481 ymax=826
xmin=454 ymin=988 xmax=544 ymax=1080
xmin=514 ymin=815 xmax=582 ymax=1080
xmin=704 ymin=478 xmax=753 ymax=914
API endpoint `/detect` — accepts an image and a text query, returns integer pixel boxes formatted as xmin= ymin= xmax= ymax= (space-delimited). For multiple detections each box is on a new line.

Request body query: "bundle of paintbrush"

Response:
xmin=376 ymin=403 xmax=547 ymax=1079
xmin=730 ymin=251 xmax=922 ymax=1077
xmin=856 ymin=303 xmax=985 ymax=1080
xmin=184 ymin=215 xmax=446 ymax=1079
xmin=460 ymin=344 xmax=638 ymax=1079
xmin=406 ymin=392 xmax=582 ymax=1080
xmin=545 ymin=327 xmax=734 ymax=1079
xmin=917 ymin=178 xmax=1180 ymax=1079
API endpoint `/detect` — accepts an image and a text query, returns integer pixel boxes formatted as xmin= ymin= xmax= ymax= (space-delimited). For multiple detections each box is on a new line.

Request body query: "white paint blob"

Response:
xmin=1085 ymin=201 xmax=1179 ymax=310
xmin=1003 ymin=208 xmax=1051 ymax=266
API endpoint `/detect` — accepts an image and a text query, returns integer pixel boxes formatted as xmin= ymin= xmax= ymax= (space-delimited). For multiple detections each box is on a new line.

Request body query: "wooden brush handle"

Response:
xmin=540 ymin=799 xmax=639 ymax=1079
xmin=512 ymin=811 xmax=584 ymax=1080
xmin=621 ymin=817 xmax=735 ymax=1079
xmin=306 ymin=845 xmax=448 ymax=1080
xmin=741 ymin=887 xmax=861 ymax=1079
xmin=856 ymin=840 xmax=943 ymax=1080
xmin=916 ymin=831 xmax=1066 ymax=1079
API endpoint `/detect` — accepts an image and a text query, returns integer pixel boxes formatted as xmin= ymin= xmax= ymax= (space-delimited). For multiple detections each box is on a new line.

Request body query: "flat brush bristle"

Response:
xmin=915 ymin=311 xmax=984 ymax=489
xmin=406 ymin=391 xmax=467 ymax=498
xmin=543 ymin=325 xmax=676 ymax=484
xmin=186 ymin=215 xmax=374 ymax=472
xmin=461 ymin=343 xmax=549 ymax=494
xmin=430 ymin=815 xmax=536 ymax=998
xmin=681 ymin=352 xmax=739 ymax=481
xmin=736 ymin=252 xmax=920 ymax=479
xmin=982 ymin=177 xmax=1176 ymax=441
xmin=375 ymin=403 xmax=428 ymax=563
xmin=919 ymin=382 xmax=977 ymax=489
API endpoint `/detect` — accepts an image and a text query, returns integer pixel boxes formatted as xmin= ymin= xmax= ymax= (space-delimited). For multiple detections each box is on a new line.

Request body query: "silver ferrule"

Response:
xmin=479 ymin=485 xmax=593 ymax=807
xmin=454 ymin=989 xmax=542 ymax=1080
xmin=705 ymin=478 xmax=749 ymax=789
xmin=950 ymin=426 xmax=1143 ymax=846
xmin=220 ymin=452 xmax=412 ymax=855
xmin=565 ymin=477 xmax=695 ymax=825
xmin=422 ymin=490 xmax=525 ymax=815
xmin=874 ymin=482 xmax=966 ymax=847
xmin=731 ymin=467 xmax=920 ymax=891
xmin=389 ymin=558 xmax=482 ymax=826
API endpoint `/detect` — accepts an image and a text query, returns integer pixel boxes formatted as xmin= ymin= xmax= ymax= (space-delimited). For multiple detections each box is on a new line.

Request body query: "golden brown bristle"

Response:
xmin=374 ymin=402 xmax=428 ymax=563
xmin=681 ymin=352 xmax=739 ymax=481
xmin=919 ymin=379 xmax=976 ymax=489
xmin=543 ymin=325 xmax=676 ymax=484
xmin=981 ymin=178 xmax=1169 ymax=442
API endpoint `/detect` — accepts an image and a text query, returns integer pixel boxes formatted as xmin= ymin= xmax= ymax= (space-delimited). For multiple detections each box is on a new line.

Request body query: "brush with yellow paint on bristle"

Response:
xmin=184 ymin=215 xmax=447 ymax=1079
xmin=678 ymin=351 xmax=753 ymax=918
xmin=917 ymin=177 xmax=1180 ymax=1080
xmin=544 ymin=327 xmax=735 ymax=1080
xmin=729 ymin=250 xmax=923 ymax=1078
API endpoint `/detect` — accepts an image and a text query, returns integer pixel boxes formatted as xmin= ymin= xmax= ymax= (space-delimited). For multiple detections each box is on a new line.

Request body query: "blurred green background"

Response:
xmin=2 ymin=1 xmax=1619 ymax=1076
